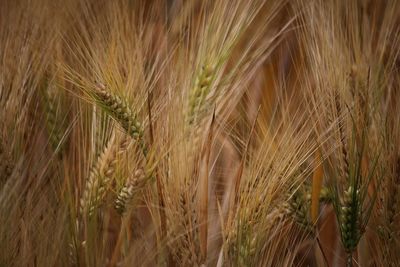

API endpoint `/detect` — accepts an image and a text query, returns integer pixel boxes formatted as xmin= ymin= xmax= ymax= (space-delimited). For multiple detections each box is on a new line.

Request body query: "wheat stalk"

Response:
xmin=198 ymin=111 xmax=215 ymax=263
xmin=311 ymin=150 xmax=324 ymax=224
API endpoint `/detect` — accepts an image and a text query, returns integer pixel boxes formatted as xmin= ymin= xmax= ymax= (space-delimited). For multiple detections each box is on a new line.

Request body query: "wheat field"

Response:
xmin=0 ymin=0 xmax=399 ymax=266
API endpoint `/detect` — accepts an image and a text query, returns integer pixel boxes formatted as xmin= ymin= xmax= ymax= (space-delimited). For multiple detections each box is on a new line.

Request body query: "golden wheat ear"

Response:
xmin=114 ymin=169 xmax=147 ymax=214
xmin=94 ymin=84 xmax=144 ymax=142
xmin=80 ymin=131 xmax=131 ymax=218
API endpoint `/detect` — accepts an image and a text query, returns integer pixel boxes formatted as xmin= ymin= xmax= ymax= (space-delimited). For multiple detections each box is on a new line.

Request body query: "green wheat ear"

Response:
xmin=306 ymin=186 xmax=333 ymax=203
xmin=285 ymin=189 xmax=314 ymax=234
xmin=41 ymin=78 xmax=66 ymax=155
xmin=187 ymin=63 xmax=215 ymax=125
xmin=339 ymin=186 xmax=361 ymax=253
xmin=227 ymin=212 xmax=255 ymax=267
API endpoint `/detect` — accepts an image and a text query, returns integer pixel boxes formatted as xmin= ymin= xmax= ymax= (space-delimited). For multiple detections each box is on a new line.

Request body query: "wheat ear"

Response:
xmin=339 ymin=186 xmax=361 ymax=262
xmin=187 ymin=64 xmax=215 ymax=126
xmin=94 ymin=83 xmax=144 ymax=150
xmin=114 ymin=169 xmax=146 ymax=214
xmin=42 ymin=84 xmax=64 ymax=154
xmin=80 ymin=132 xmax=131 ymax=218
xmin=285 ymin=189 xmax=314 ymax=234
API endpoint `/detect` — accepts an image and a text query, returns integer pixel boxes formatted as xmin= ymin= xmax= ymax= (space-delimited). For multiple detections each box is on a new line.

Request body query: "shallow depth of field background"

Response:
xmin=0 ymin=0 xmax=399 ymax=266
